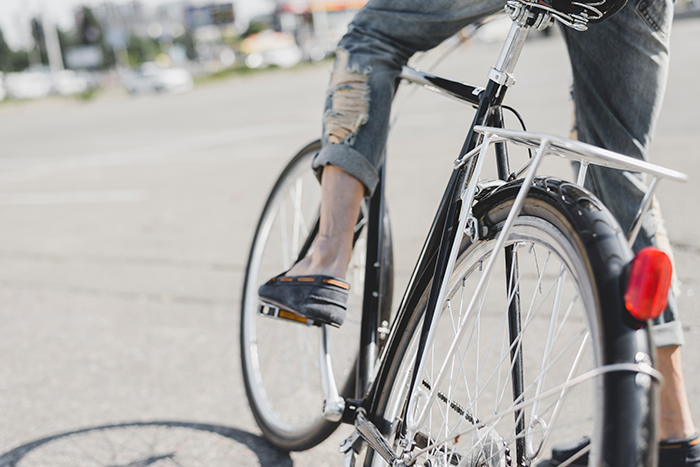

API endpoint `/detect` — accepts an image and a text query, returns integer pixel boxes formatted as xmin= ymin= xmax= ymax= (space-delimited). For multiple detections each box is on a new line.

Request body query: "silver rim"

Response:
xmin=376 ymin=215 xmax=602 ymax=467
xmin=241 ymin=147 xmax=366 ymax=439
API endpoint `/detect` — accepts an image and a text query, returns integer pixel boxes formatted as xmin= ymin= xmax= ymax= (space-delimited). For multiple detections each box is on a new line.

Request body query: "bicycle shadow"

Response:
xmin=0 ymin=420 xmax=293 ymax=467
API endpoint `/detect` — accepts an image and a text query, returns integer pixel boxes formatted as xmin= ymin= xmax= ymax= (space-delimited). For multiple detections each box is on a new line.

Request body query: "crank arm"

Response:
xmin=356 ymin=411 xmax=407 ymax=467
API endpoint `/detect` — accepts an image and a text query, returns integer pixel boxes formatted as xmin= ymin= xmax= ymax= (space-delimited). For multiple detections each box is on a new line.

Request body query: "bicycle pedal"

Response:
xmin=258 ymin=301 xmax=319 ymax=326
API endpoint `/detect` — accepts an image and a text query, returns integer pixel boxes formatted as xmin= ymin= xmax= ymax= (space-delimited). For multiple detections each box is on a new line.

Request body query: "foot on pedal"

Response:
xmin=258 ymin=274 xmax=350 ymax=327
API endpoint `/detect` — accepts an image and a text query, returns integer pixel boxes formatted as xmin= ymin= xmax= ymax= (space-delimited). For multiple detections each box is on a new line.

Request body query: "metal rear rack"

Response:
xmin=473 ymin=125 xmax=689 ymax=247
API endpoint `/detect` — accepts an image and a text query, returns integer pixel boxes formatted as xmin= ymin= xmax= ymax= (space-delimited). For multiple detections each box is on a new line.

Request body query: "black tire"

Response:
xmin=240 ymin=140 xmax=394 ymax=451
xmin=364 ymin=177 xmax=656 ymax=467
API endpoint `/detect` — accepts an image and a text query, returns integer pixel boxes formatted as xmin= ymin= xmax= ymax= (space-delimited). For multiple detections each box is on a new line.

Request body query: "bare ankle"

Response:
xmin=285 ymin=239 xmax=351 ymax=279
xmin=658 ymin=346 xmax=697 ymax=440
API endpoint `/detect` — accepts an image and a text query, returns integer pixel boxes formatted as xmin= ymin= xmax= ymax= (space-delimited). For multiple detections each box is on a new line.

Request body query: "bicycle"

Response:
xmin=240 ymin=0 xmax=688 ymax=465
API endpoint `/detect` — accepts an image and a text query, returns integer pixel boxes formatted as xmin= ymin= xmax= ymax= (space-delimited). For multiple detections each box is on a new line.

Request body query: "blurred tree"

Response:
xmin=76 ymin=7 xmax=101 ymax=45
xmin=0 ymin=27 xmax=14 ymax=71
xmin=126 ymin=34 xmax=161 ymax=66
xmin=0 ymin=26 xmax=29 ymax=72
xmin=242 ymin=21 xmax=267 ymax=38
xmin=57 ymin=28 xmax=79 ymax=67
xmin=31 ymin=18 xmax=49 ymax=66
xmin=75 ymin=6 xmax=114 ymax=68
xmin=173 ymin=30 xmax=197 ymax=60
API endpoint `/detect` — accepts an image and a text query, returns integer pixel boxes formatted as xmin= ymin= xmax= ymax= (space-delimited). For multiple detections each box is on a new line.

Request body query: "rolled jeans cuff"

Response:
xmin=651 ymin=320 xmax=685 ymax=348
xmin=313 ymin=143 xmax=379 ymax=197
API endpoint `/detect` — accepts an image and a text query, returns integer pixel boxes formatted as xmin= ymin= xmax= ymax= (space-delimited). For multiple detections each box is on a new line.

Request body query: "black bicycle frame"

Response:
xmin=324 ymin=16 xmax=659 ymax=467
xmin=357 ymin=165 xmax=387 ymax=396
xmin=329 ymin=60 xmax=548 ymax=465
xmin=353 ymin=75 xmax=513 ymax=403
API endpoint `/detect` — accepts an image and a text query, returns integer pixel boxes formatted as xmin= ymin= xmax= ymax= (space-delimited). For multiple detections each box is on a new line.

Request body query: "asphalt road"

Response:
xmin=0 ymin=18 xmax=698 ymax=467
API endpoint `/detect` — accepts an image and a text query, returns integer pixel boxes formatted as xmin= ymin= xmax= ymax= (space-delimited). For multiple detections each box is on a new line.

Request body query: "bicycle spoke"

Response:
xmin=412 ymin=363 xmax=622 ymax=460
xmin=530 ymin=264 xmax=566 ymax=418
xmin=290 ymin=177 xmax=310 ymax=260
xmin=405 ymin=228 xmax=602 ymax=467
xmin=278 ymin=199 xmax=291 ymax=271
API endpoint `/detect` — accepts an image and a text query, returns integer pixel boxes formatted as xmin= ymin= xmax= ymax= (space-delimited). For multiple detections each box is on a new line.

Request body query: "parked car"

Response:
xmin=123 ymin=62 xmax=194 ymax=95
xmin=241 ymin=30 xmax=303 ymax=69
xmin=52 ymin=70 xmax=89 ymax=96
xmin=4 ymin=72 xmax=52 ymax=100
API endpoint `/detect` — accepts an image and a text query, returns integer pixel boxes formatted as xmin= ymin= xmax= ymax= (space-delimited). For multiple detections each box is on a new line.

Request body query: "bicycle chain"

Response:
xmin=421 ymin=380 xmax=482 ymax=426
xmin=421 ymin=380 xmax=512 ymax=467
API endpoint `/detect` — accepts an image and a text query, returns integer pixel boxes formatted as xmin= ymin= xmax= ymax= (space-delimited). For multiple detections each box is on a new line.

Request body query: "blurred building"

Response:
xmin=276 ymin=0 xmax=367 ymax=61
xmin=94 ymin=1 xmax=148 ymax=46
xmin=90 ymin=1 xmax=236 ymax=68
xmin=675 ymin=0 xmax=700 ymax=16
xmin=183 ymin=3 xmax=236 ymax=66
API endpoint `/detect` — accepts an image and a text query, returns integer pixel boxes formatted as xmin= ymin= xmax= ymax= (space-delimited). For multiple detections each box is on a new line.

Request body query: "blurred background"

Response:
xmin=0 ymin=0 xmax=698 ymax=466
xmin=0 ymin=0 xmax=697 ymax=100
xmin=0 ymin=0 xmax=373 ymax=100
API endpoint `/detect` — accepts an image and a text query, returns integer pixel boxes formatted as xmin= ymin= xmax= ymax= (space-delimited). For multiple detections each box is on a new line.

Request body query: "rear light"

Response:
xmin=624 ymin=247 xmax=672 ymax=321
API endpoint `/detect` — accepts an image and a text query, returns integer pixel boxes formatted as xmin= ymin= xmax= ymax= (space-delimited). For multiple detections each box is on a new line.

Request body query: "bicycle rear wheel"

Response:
xmin=240 ymin=140 xmax=393 ymax=451
xmin=367 ymin=177 xmax=656 ymax=467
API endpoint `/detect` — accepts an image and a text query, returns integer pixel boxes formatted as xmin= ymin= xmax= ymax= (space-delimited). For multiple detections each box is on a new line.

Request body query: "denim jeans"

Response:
xmin=313 ymin=0 xmax=682 ymax=346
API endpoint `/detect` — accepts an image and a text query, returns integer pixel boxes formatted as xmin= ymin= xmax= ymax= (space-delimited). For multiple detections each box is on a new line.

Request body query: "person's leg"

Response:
xmin=285 ymin=166 xmax=364 ymax=279
xmin=260 ymin=0 xmax=505 ymax=325
xmin=562 ymin=0 xmax=696 ymax=443
xmin=658 ymin=346 xmax=696 ymax=440
xmin=287 ymin=0 xmax=506 ymax=279
xmin=312 ymin=0 xmax=505 ymax=201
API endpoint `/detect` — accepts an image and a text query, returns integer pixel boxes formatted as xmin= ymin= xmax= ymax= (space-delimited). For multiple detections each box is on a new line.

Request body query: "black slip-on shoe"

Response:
xmin=258 ymin=274 xmax=350 ymax=327
xmin=659 ymin=432 xmax=700 ymax=467
xmin=550 ymin=432 xmax=700 ymax=467
xmin=551 ymin=436 xmax=590 ymax=466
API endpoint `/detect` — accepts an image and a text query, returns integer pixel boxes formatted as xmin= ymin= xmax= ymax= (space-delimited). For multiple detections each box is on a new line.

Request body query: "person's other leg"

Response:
xmin=658 ymin=346 xmax=696 ymax=440
xmin=563 ymin=0 xmax=696 ymax=441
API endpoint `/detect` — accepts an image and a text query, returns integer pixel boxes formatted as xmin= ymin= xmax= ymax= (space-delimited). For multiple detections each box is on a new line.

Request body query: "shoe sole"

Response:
xmin=258 ymin=301 xmax=341 ymax=328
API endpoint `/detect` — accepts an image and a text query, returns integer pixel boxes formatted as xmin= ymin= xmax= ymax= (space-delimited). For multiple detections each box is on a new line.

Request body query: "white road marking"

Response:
xmin=0 ymin=123 xmax=311 ymax=186
xmin=0 ymin=190 xmax=146 ymax=205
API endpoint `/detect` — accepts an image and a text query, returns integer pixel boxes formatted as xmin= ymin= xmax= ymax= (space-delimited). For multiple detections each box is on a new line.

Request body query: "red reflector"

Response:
xmin=624 ymin=247 xmax=672 ymax=321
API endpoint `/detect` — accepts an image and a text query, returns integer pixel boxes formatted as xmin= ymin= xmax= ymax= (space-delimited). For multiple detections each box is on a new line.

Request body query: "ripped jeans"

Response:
xmin=312 ymin=0 xmax=682 ymax=346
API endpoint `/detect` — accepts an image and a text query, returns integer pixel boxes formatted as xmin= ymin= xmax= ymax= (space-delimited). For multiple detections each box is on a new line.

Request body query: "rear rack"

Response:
xmin=472 ymin=125 xmax=688 ymax=247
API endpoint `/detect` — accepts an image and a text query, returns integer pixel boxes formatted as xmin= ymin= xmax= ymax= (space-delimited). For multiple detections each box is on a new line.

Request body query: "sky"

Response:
xmin=0 ymin=0 xmax=275 ymax=49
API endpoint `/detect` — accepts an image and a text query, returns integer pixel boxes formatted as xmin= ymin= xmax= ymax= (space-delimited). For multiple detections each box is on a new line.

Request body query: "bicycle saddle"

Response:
xmin=544 ymin=0 xmax=628 ymax=24
xmin=507 ymin=0 xmax=627 ymax=30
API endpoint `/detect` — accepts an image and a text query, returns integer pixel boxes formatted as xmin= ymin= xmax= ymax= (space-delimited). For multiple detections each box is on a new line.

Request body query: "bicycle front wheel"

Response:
xmin=369 ymin=177 xmax=656 ymax=467
xmin=240 ymin=141 xmax=393 ymax=451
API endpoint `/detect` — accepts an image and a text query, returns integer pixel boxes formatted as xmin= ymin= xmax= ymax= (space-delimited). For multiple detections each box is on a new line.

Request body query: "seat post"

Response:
xmin=488 ymin=21 xmax=530 ymax=88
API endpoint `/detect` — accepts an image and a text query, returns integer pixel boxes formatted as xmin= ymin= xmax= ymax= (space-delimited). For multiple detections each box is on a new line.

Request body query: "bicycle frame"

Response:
xmin=345 ymin=19 xmax=528 ymax=420
xmin=316 ymin=11 xmax=687 ymax=467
